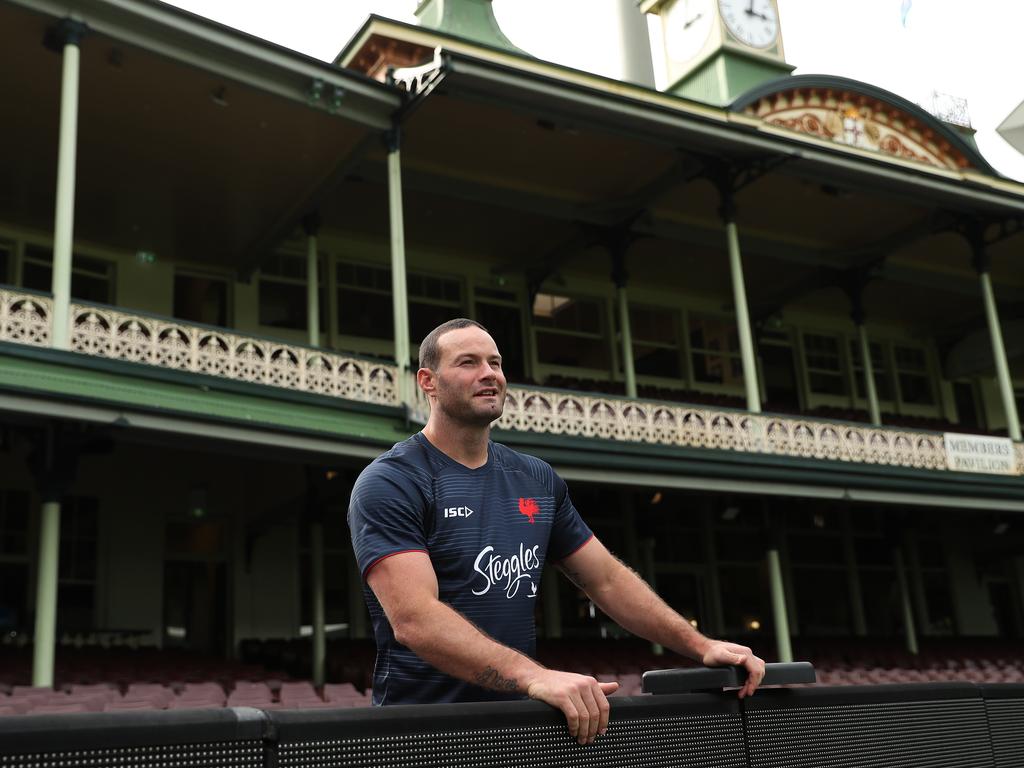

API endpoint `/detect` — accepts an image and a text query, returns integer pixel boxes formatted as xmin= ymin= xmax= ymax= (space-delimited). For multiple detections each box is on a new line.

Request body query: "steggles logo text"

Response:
xmin=472 ymin=543 xmax=541 ymax=599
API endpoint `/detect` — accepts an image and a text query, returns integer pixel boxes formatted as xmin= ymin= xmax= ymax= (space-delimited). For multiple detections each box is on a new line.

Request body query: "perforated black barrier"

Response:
xmin=269 ymin=694 xmax=745 ymax=768
xmin=1 ymin=682 xmax=1023 ymax=768
xmin=742 ymin=683 xmax=994 ymax=768
xmin=981 ymin=684 xmax=1024 ymax=768
xmin=0 ymin=707 xmax=266 ymax=768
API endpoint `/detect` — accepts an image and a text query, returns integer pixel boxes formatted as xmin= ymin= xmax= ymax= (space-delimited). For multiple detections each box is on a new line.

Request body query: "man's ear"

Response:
xmin=416 ymin=367 xmax=436 ymax=397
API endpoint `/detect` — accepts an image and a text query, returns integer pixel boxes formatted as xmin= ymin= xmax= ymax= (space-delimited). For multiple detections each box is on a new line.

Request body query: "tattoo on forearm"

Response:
xmin=474 ymin=666 xmax=518 ymax=692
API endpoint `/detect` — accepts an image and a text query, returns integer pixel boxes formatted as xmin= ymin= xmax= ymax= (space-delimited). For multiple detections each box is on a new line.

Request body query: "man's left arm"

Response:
xmin=555 ymin=537 xmax=765 ymax=698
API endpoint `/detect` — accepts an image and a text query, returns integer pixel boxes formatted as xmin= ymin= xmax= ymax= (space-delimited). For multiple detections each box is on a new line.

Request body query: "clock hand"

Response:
xmin=684 ymin=11 xmax=703 ymax=29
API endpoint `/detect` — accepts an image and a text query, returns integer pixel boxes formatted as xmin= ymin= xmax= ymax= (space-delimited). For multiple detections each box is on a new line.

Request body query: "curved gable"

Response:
xmin=732 ymin=75 xmax=995 ymax=175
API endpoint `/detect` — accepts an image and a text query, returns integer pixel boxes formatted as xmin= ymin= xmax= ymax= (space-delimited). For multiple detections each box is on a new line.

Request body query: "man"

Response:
xmin=348 ymin=319 xmax=764 ymax=745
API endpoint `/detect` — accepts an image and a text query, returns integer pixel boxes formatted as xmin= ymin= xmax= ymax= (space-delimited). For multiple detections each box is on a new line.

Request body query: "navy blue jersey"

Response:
xmin=348 ymin=432 xmax=593 ymax=705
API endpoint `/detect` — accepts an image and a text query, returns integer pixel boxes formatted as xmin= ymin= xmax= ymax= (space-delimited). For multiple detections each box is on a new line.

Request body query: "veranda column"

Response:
xmin=611 ymin=248 xmax=637 ymax=399
xmin=32 ymin=494 xmax=61 ymax=687
xmin=386 ymin=127 xmax=411 ymax=406
xmin=303 ymin=213 xmax=321 ymax=348
xmin=767 ymin=548 xmax=793 ymax=662
xmin=721 ymin=193 xmax=761 ymax=413
xmin=893 ymin=545 xmax=919 ymax=655
xmin=972 ymin=243 xmax=1022 ymax=440
xmin=845 ymin=279 xmax=881 ymax=426
xmin=310 ymin=518 xmax=326 ymax=687
xmin=857 ymin=325 xmax=882 ymax=426
xmin=348 ymin=554 xmax=368 ymax=638
xmin=541 ymin=570 xmax=562 ymax=638
xmin=48 ymin=20 xmax=87 ymax=350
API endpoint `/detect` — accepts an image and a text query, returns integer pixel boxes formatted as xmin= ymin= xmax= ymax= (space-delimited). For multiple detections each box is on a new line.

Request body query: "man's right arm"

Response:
xmin=367 ymin=551 xmax=618 ymax=744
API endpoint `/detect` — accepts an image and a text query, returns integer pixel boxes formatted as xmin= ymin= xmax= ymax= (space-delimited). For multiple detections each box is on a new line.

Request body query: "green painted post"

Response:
xmin=858 ymin=324 xmax=882 ymax=426
xmin=50 ymin=25 xmax=86 ymax=350
xmin=767 ymin=548 xmax=792 ymax=662
xmin=617 ymin=286 xmax=637 ymax=399
xmin=387 ymin=130 xmax=411 ymax=406
xmin=541 ymin=569 xmax=562 ymax=638
xmin=311 ymin=520 xmax=326 ymax=687
xmin=979 ymin=270 xmax=1022 ymax=440
xmin=725 ymin=218 xmax=761 ymax=413
xmin=893 ymin=546 xmax=919 ymax=655
xmin=303 ymin=215 xmax=321 ymax=349
xmin=32 ymin=499 xmax=61 ymax=687
xmin=348 ymin=554 xmax=368 ymax=639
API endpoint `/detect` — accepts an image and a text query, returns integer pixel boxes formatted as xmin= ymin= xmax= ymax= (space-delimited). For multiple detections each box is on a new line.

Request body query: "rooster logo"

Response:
xmin=518 ymin=497 xmax=539 ymax=524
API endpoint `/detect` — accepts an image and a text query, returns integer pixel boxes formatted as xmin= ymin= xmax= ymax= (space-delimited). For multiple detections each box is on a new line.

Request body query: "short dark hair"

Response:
xmin=419 ymin=318 xmax=489 ymax=371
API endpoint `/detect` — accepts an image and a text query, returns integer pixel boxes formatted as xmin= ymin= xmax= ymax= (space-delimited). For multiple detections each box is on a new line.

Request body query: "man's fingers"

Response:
xmin=596 ymin=683 xmax=613 ymax=736
xmin=560 ymin=691 xmax=582 ymax=740
xmin=579 ymin=684 xmax=601 ymax=744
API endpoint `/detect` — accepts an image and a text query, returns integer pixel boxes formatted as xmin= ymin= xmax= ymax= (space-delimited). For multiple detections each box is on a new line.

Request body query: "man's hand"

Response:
xmin=525 ymin=669 xmax=618 ymax=745
xmin=702 ymin=640 xmax=766 ymax=698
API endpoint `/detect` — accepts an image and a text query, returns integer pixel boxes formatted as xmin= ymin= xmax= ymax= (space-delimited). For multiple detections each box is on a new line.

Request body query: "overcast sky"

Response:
xmin=165 ymin=0 xmax=1024 ymax=181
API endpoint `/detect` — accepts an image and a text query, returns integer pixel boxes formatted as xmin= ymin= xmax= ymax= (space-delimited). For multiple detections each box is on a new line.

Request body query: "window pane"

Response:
xmin=22 ymin=260 xmax=51 ymax=292
xmin=899 ymin=372 xmax=934 ymax=405
xmin=854 ymin=370 xmax=893 ymax=400
xmin=338 ymin=287 xmax=393 ymax=339
xmin=629 ymin=306 xmax=677 ymax=345
xmin=176 ymin=274 xmax=229 ymax=327
xmin=894 ymin=345 xmax=927 ymax=370
xmin=809 ymin=371 xmax=847 ymax=396
xmin=692 ymin=351 xmax=743 ymax=385
xmin=535 ymin=330 xmax=609 ymax=369
xmin=410 ymin=301 xmax=456 ymax=344
xmin=633 ymin=344 xmax=681 ymax=378
xmin=474 ymin=301 xmax=525 ymax=380
xmin=0 ymin=242 xmax=11 ymax=284
xmin=71 ymin=272 xmax=112 ymax=304
xmin=689 ymin=314 xmax=738 ymax=353
xmin=533 ymin=294 xmax=601 ymax=334
xmin=258 ymin=279 xmax=306 ymax=330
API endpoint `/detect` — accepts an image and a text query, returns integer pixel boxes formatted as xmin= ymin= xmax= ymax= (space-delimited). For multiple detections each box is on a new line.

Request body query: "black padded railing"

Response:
xmin=2 ymin=667 xmax=1023 ymax=768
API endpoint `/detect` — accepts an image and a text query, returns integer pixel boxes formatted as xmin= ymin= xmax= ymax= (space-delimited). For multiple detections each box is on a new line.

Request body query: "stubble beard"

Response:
xmin=436 ymin=386 xmax=505 ymax=428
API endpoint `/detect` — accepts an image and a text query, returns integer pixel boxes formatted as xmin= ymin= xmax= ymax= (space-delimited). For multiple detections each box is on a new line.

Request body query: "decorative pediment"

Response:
xmin=735 ymin=77 xmax=984 ymax=172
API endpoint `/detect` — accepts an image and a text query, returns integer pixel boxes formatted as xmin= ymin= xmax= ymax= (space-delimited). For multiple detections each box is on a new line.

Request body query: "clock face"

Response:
xmin=718 ymin=0 xmax=778 ymax=49
xmin=664 ymin=0 xmax=715 ymax=62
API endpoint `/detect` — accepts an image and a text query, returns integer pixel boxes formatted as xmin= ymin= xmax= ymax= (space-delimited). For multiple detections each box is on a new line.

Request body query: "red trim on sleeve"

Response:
xmin=550 ymin=533 xmax=595 ymax=564
xmin=362 ymin=549 xmax=430 ymax=580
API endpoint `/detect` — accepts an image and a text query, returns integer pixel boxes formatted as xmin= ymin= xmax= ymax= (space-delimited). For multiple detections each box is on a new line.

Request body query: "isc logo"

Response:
xmin=444 ymin=506 xmax=475 ymax=518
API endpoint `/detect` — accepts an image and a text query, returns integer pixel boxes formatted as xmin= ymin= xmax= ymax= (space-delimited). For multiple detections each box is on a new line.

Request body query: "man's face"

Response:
xmin=426 ymin=326 xmax=506 ymax=427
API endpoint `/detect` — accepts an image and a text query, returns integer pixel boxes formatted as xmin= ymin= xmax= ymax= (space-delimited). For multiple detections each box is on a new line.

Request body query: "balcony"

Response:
xmin=4 ymin=287 xmax=1021 ymax=478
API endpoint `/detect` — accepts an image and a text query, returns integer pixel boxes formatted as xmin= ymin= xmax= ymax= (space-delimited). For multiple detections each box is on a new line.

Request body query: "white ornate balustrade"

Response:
xmin=1 ymin=287 xmax=1022 ymax=476
xmin=0 ymin=289 xmax=399 ymax=406
xmin=496 ymin=388 xmax=1024 ymax=474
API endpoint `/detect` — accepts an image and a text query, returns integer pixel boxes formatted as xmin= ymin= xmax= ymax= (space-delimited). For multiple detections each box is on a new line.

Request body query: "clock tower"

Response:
xmin=641 ymin=0 xmax=794 ymax=106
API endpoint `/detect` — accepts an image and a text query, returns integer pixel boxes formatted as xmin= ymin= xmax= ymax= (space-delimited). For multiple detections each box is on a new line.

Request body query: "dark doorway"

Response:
xmin=761 ymin=343 xmax=801 ymax=413
xmin=953 ymin=381 xmax=982 ymax=430
xmin=475 ymin=296 xmax=525 ymax=381
xmin=163 ymin=561 xmax=227 ymax=655
xmin=988 ymin=581 xmax=1021 ymax=638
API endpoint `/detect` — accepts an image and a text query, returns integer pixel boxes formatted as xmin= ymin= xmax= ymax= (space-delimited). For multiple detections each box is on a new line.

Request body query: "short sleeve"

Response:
xmin=347 ymin=460 xmax=430 ymax=579
xmin=546 ymin=473 xmax=593 ymax=562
